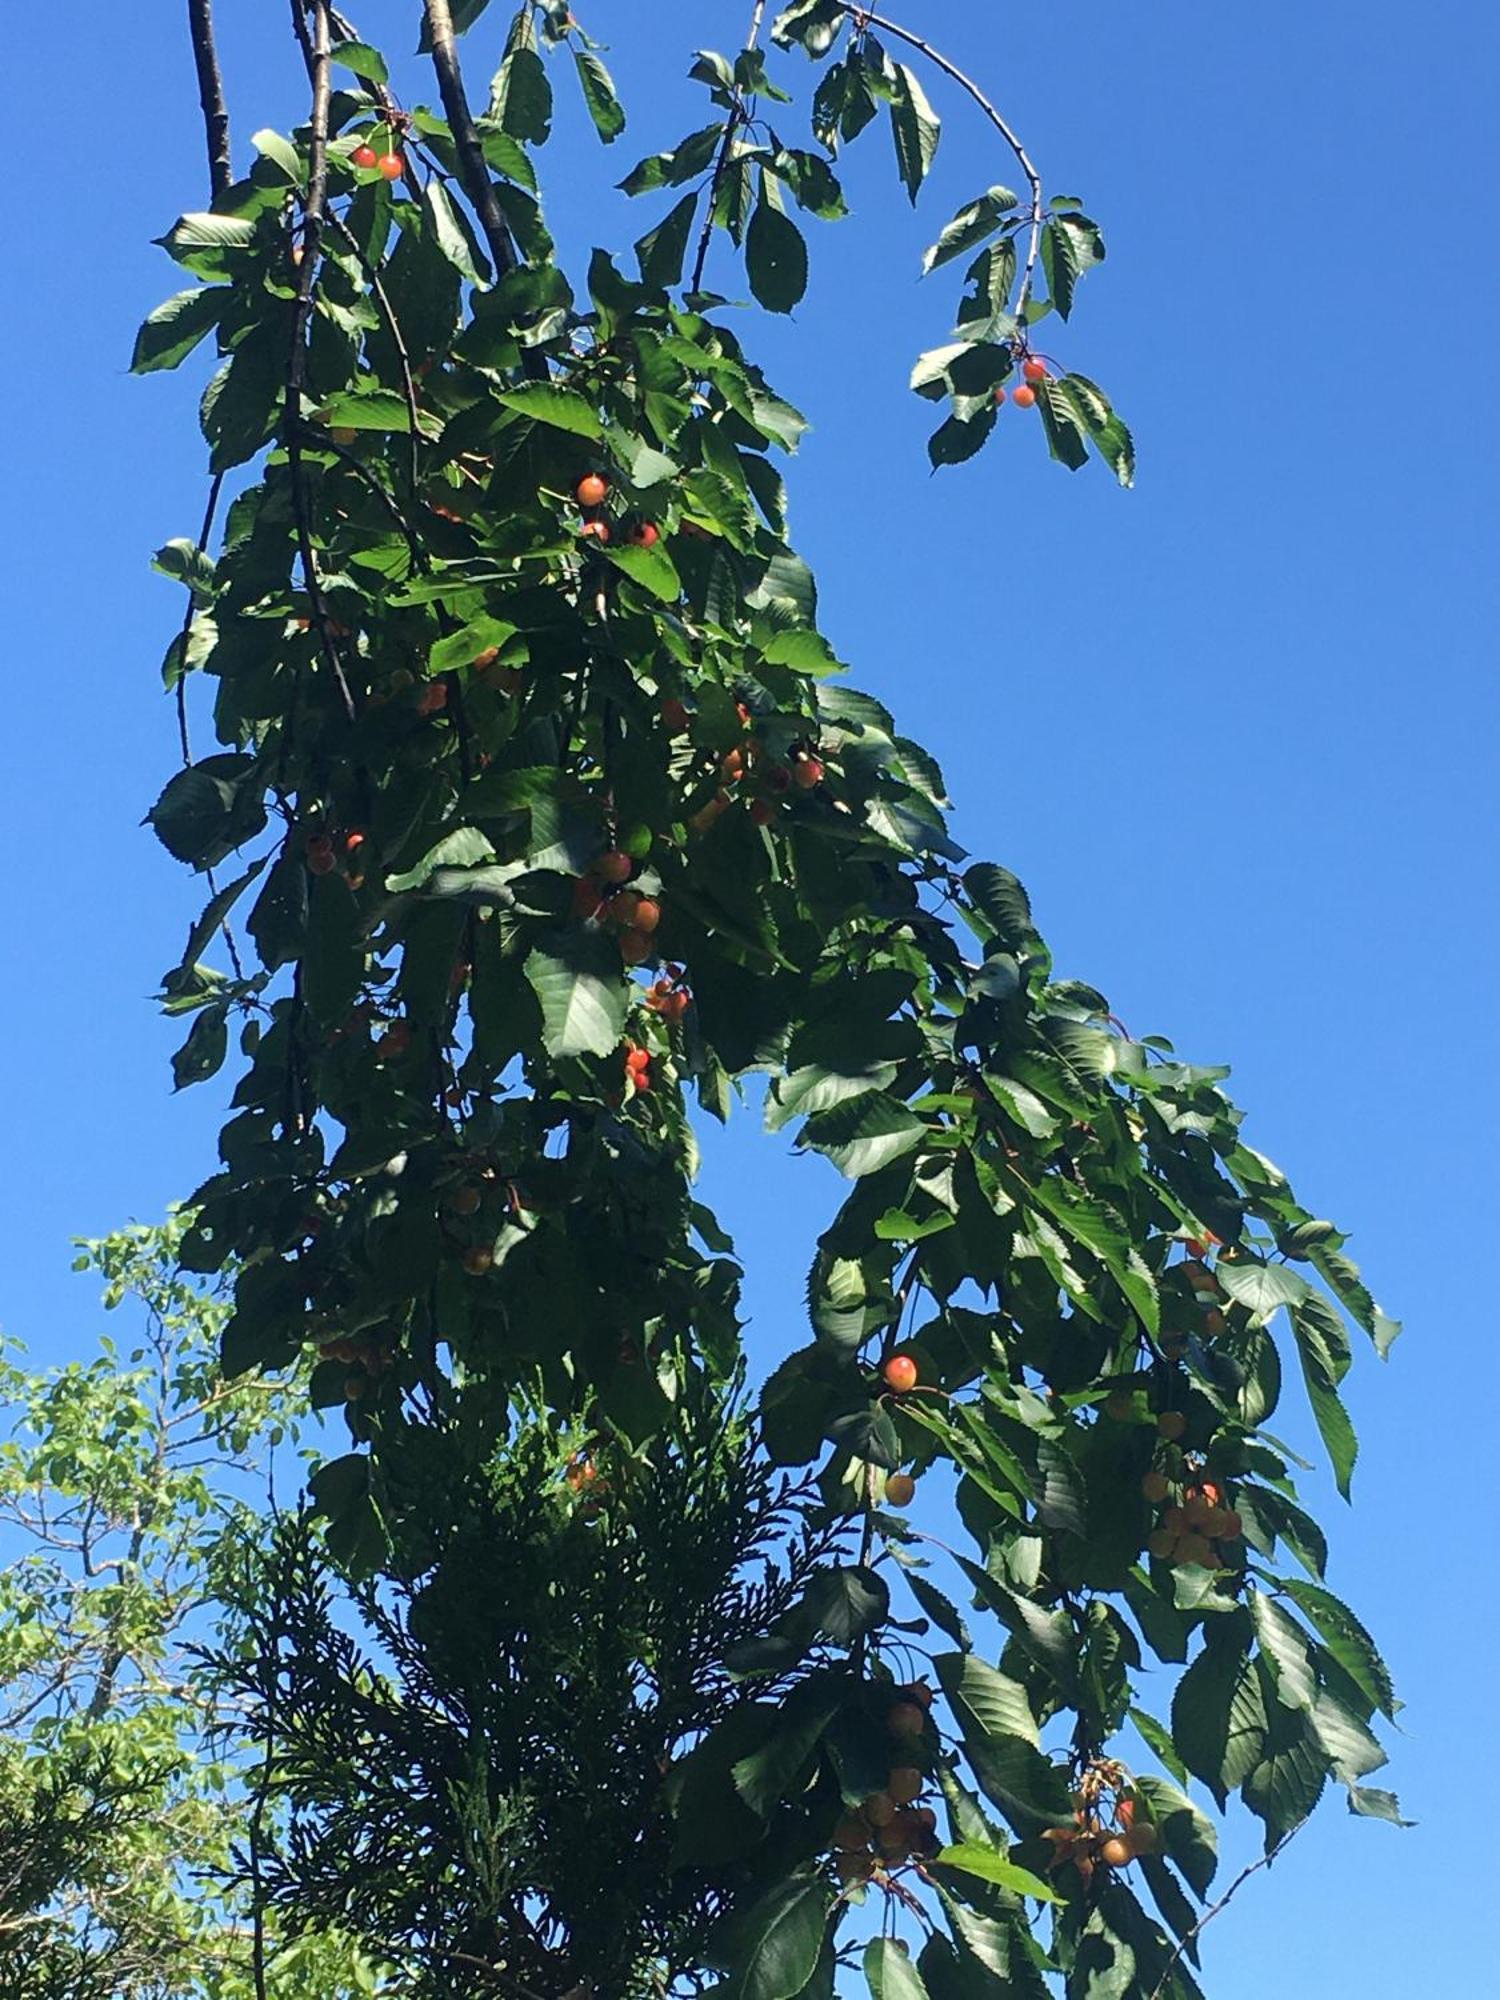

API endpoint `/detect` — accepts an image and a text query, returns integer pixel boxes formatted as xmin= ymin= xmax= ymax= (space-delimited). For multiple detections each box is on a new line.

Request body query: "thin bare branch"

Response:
xmin=186 ymin=0 xmax=234 ymax=202
xmin=1146 ymin=1826 xmax=1302 ymax=2000
xmin=690 ymin=1 xmax=767 ymax=294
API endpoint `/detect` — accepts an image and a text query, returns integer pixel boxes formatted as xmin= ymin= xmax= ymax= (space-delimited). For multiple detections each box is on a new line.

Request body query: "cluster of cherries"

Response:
xmin=1041 ymin=1760 xmax=1159 ymax=1884
xmin=830 ymin=1687 xmax=942 ymax=1886
xmin=571 ymin=849 xmax=663 ymax=965
xmin=574 ymin=472 xmax=660 ymax=548
xmin=644 ymin=972 xmax=691 ymax=1025
xmin=305 ymin=826 xmax=369 ymax=886
xmin=996 ymin=353 xmax=1049 ymax=410
xmin=351 ymin=142 xmax=405 ymax=181
xmin=319 ymin=1333 xmax=392 ymax=1403
xmin=1144 ymin=1475 xmax=1242 ymax=1569
xmin=623 ymin=1044 xmax=653 ymax=1095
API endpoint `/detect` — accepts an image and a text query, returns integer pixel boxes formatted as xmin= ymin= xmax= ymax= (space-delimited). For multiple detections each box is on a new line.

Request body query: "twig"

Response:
xmin=1146 ymin=1826 xmax=1302 ymax=2000
xmin=186 ymin=0 xmax=234 ymax=201
xmin=325 ymin=209 xmax=424 ymax=496
xmin=689 ymin=1 xmax=768 ymax=294
xmin=305 ymin=421 xmax=427 ymax=570
xmin=837 ymin=5 xmax=1046 ymax=320
xmin=284 ymin=0 xmax=357 ymax=724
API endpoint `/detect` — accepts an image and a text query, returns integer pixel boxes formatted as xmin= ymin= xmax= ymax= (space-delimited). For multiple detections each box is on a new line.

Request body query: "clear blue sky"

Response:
xmin=3 ymin=3 xmax=1494 ymax=1990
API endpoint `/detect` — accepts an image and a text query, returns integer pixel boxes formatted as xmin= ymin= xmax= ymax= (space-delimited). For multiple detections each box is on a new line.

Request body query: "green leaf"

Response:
xmin=524 ymin=931 xmax=628 ymax=1058
xmin=933 ymin=1843 xmax=1058 ymax=1902
xmin=573 ymin=48 xmax=626 ymax=142
xmin=636 ymin=190 xmax=700 ymax=291
xmin=746 ymin=194 xmax=810 ymax=314
xmin=494 ymin=382 xmax=603 ymax=438
xmin=1134 ymin=1774 xmax=1219 ymax=1900
xmin=315 ymin=389 xmax=440 ymax=437
xmin=1248 ymin=1589 xmax=1317 ymax=1714
xmin=888 ymin=62 xmax=940 ymax=203
xmin=162 ymin=211 xmax=256 ymax=263
xmin=131 ymin=287 xmax=228 ymax=373
xmin=146 ymin=755 xmax=266 ymax=870
xmin=423 ymin=178 xmax=491 ymax=288
xmin=802 ymin=1564 xmax=890 ymax=1643
xmin=1171 ymin=1623 xmax=1265 ymax=1808
xmin=923 ymin=187 xmax=1019 ymax=274
xmin=251 ymin=127 xmax=301 ymax=184
xmin=958 ymin=1561 xmax=1078 ymax=1696
xmin=331 ymin=39 xmax=389 ymax=85
xmin=1347 ymin=1784 xmax=1413 ymax=1827
xmin=1281 ymin=1579 xmax=1396 ymax=1720
xmin=1290 ymin=1297 xmax=1358 ymax=1497
xmin=604 ymin=541 xmax=683 ymax=603
xmin=429 ymin=616 xmax=521 ymax=675
xmin=964 ymin=863 xmax=1036 ymax=949
xmin=490 ymin=45 xmax=552 ymax=145
xmin=385 ymin=828 xmax=496 ymax=893
xmin=171 ymin=1002 xmax=229 ymax=1090
xmin=722 ymin=1873 xmax=832 ymax=2000
xmin=800 ymin=1093 xmax=926 ymax=1178
xmin=732 ymin=1686 xmax=840 ymax=1819
xmin=766 ymin=1063 xmax=897 ymax=1133
xmin=864 ymin=1938 xmax=931 ymax=2000
xmin=1216 ymin=1259 xmax=1311 ymax=1323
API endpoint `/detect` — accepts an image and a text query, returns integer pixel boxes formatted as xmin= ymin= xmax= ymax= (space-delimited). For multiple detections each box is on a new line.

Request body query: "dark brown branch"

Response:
xmin=422 ymin=0 xmax=519 ymax=281
xmin=837 ymin=5 xmax=1046 ymax=317
xmin=285 ymin=0 xmax=357 ymax=723
xmin=186 ymin=0 xmax=234 ymax=201
xmin=690 ymin=2 xmax=768 ymax=294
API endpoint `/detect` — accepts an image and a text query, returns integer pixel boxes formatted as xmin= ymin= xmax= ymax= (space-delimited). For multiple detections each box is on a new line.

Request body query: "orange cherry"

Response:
xmin=882 ymin=1354 xmax=919 ymax=1394
xmin=576 ymin=473 xmax=609 ymax=507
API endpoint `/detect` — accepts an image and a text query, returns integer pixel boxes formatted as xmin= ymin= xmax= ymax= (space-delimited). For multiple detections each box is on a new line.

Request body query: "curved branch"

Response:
xmin=837 ymin=5 xmax=1046 ymax=317
xmin=187 ymin=0 xmax=234 ymax=202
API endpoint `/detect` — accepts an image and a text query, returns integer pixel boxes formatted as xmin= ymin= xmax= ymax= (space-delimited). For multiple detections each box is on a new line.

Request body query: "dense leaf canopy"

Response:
xmin=128 ymin=2 xmax=1402 ymax=1993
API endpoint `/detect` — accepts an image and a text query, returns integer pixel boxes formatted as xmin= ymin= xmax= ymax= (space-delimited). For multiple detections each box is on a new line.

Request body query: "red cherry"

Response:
xmin=1012 ymin=384 xmax=1037 ymax=409
xmin=352 ymin=145 xmax=378 ymax=170
xmin=882 ymin=1354 xmax=919 ymax=1394
xmin=594 ymin=851 xmax=633 ymax=885
xmin=378 ymin=1020 xmax=413 ymax=1060
xmin=572 ymin=876 xmax=605 ymax=921
xmin=661 ymin=697 xmax=691 ymax=732
xmin=619 ymin=931 xmax=652 ymax=965
xmin=628 ymin=896 xmax=661 ymax=936
xmin=379 ymin=153 xmax=405 ymax=182
xmin=628 ymin=522 xmax=660 ymax=548
xmin=580 ymin=520 xmax=611 ymax=544
xmin=749 ymin=799 xmax=775 ymax=827
xmin=344 ymin=829 xmax=367 ymax=854
xmin=417 ymin=681 xmax=448 ymax=715
xmin=576 ymin=473 xmax=609 ymax=507
xmin=792 ymin=756 xmax=824 ymax=790
xmin=1022 ymin=357 xmax=1047 ymax=384
xmin=993 ymin=385 xmax=1008 ymax=406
